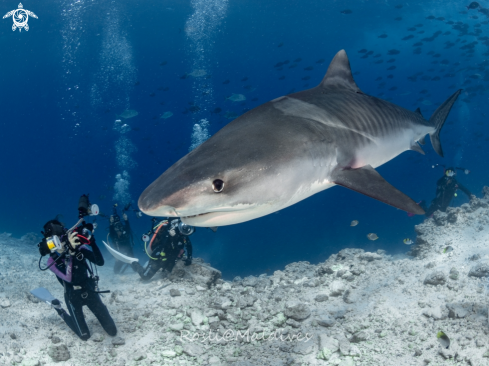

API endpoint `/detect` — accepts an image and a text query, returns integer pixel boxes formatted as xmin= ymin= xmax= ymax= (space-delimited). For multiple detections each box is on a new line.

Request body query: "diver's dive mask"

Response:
xmin=445 ymin=170 xmax=455 ymax=177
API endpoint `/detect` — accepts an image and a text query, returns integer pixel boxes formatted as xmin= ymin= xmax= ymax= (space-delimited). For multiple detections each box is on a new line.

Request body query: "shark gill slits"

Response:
xmin=212 ymin=179 xmax=225 ymax=193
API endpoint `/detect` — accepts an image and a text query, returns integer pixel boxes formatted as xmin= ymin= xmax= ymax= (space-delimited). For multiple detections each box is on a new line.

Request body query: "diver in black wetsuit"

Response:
xmin=425 ymin=167 xmax=473 ymax=217
xmin=38 ymin=198 xmax=116 ymax=341
xmin=131 ymin=218 xmax=194 ymax=281
xmin=109 ymin=211 xmax=135 ymax=274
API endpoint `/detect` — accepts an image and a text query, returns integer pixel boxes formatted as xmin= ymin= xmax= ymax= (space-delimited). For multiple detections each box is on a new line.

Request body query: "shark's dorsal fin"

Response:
xmin=414 ymin=107 xmax=423 ymax=117
xmin=320 ymin=50 xmax=362 ymax=93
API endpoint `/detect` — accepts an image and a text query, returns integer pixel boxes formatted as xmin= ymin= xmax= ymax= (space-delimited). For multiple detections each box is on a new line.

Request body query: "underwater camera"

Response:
xmin=45 ymin=235 xmax=63 ymax=253
xmin=40 ymin=224 xmax=94 ymax=255
xmin=78 ymin=194 xmax=100 ymax=218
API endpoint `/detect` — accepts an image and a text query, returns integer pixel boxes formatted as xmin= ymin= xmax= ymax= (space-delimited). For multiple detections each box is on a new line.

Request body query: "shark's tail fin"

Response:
xmin=429 ymin=89 xmax=462 ymax=157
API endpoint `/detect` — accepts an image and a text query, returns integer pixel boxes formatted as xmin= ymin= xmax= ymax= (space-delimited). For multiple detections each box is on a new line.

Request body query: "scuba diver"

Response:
xmin=424 ymin=166 xmax=474 ymax=217
xmin=130 ymin=218 xmax=194 ymax=281
xmin=108 ymin=203 xmax=136 ymax=274
xmin=34 ymin=195 xmax=116 ymax=341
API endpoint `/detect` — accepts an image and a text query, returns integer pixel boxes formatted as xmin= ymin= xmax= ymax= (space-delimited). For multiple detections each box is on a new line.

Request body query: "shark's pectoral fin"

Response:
xmin=418 ymin=135 xmax=426 ymax=145
xmin=331 ymin=165 xmax=425 ymax=215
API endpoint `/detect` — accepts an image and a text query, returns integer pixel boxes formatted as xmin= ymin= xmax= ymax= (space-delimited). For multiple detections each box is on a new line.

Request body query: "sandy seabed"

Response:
xmin=2 ymin=189 xmax=489 ymax=366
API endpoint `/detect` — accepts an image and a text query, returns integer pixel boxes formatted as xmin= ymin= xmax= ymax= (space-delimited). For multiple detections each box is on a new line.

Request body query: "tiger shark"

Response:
xmin=138 ymin=50 xmax=461 ymax=227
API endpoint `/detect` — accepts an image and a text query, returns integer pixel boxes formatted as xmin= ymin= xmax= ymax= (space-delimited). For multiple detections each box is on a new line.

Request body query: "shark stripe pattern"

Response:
xmin=138 ymin=50 xmax=461 ymax=227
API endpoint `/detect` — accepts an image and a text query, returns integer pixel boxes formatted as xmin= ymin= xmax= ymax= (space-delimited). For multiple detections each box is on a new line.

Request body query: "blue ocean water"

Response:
xmin=0 ymin=0 xmax=486 ymax=280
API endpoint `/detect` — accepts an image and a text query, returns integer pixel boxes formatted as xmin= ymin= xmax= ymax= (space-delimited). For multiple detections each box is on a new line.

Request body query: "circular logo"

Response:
xmin=13 ymin=9 xmax=28 ymax=28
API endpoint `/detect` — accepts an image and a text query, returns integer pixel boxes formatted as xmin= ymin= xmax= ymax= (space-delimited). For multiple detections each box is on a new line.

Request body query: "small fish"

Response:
xmin=188 ymin=69 xmax=207 ymax=77
xmin=467 ymin=1 xmax=479 ymax=9
xmin=350 ymin=220 xmax=359 ymax=227
xmin=160 ymin=61 xmax=167 ymax=66
xmin=341 ymin=9 xmax=352 ymax=14
xmin=304 ymin=66 xmax=314 ymax=71
xmin=241 ymin=77 xmax=248 ymax=82
xmin=395 ymin=4 xmax=403 ymax=9
xmin=293 ymin=58 xmax=302 ymax=62
xmin=403 ymin=238 xmax=414 ymax=245
xmin=160 ymin=111 xmax=173 ymax=119
xmin=367 ymin=233 xmax=379 ymax=241
xmin=149 ymin=92 xmax=155 ymax=97
xmin=388 ymin=49 xmax=400 ymax=55
xmin=134 ymin=81 xmax=140 ymax=86
xmin=222 ymin=80 xmax=230 ymax=85
xmin=378 ymin=34 xmax=388 ymax=38
xmin=227 ymin=93 xmax=246 ymax=102
xmin=278 ymin=42 xmax=284 ymax=47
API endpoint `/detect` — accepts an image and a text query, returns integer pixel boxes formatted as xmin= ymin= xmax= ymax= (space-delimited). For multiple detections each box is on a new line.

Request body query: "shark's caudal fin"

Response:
xmin=320 ymin=50 xmax=363 ymax=93
xmin=332 ymin=165 xmax=425 ymax=215
xmin=429 ymin=90 xmax=462 ymax=157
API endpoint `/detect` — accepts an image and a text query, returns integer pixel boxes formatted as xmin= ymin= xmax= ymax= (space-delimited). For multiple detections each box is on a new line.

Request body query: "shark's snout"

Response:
xmin=139 ymin=203 xmax=179 ymax=217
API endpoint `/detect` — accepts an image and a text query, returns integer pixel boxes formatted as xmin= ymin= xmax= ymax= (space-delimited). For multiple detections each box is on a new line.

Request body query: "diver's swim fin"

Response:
xmin=102 ymin=241 xmax=139 ymax=264
xmin=30 ymin=287 xmax=57 ymax=305
xmin=332 ymin=165 xmax=425 ymax=215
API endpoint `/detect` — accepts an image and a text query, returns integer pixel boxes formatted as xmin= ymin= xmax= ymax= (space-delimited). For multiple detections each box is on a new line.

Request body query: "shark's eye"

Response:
xmin=212 ymin=179 xmax=224 ymax=193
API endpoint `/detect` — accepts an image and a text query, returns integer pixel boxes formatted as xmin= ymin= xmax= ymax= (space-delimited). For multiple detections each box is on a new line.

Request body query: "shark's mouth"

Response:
xmin=181 ymin=212 xmax=212 ymax=219
xmin=179 ymin=204 xmax=270 ymax=227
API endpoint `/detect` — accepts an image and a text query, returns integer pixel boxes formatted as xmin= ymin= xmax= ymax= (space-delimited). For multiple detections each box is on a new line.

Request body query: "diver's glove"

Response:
xmin=184 ymin=256 xmax=192 ymax=266
xmin=169 ymin=228 xmax=176 ymax=237
xmin=68 ymin=232 xmax=82 ymax=250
